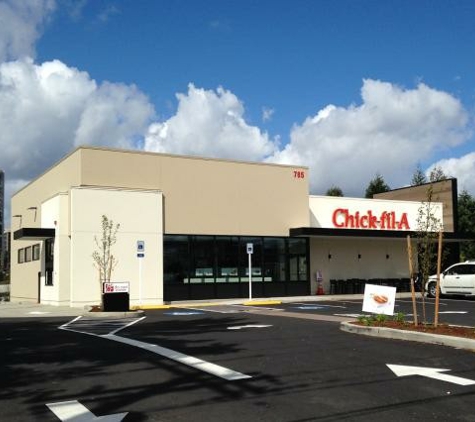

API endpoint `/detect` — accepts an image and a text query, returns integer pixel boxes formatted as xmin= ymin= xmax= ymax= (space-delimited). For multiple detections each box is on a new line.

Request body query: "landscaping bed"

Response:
xmin=352 ymin=314 xmax=475 ymax=340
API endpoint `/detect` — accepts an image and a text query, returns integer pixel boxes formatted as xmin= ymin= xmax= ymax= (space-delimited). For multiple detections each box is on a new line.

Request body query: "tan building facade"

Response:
xmin=11 ymin=146 xmax=467 ymax=307
xmin=11 ymin=147 xmax=310 ymax=307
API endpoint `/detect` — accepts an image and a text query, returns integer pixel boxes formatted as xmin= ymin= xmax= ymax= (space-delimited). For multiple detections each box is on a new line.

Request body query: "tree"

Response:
xmin=411 ymin=164 xmax=427 ymax=186
xmin=92 ymin=215 xmax=120 ymax=308
xmin=458 ymin=190 xmax=475 ymax=260
xmin=326 ymin=186 xmax=344 ymax=197
xmin=429 ymin=166 xmax=447 ymax=182
xmin=412 ymin=184 xmax=444 ymax=325
xmin=365 ymin=173 xmax=390 ymax=198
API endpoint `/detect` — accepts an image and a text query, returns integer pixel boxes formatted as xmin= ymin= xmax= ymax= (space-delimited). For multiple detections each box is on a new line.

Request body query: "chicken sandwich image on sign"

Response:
xmin=362 ymin=284 xmax=396 ymax=316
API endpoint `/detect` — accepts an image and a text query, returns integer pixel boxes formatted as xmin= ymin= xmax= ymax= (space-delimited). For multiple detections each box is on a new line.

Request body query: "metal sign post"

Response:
xmin=247 ymin=243 xmax=253 ymax=300
xmin=137 ymin=241 xmax=145 ymax=305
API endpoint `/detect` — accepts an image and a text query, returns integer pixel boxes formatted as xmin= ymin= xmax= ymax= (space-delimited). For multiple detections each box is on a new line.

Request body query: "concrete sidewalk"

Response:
xmin=0 ymin=301 xmax=85 ymax=318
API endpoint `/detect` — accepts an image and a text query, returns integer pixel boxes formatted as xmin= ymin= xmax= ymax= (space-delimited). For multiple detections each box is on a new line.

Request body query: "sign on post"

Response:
xmin=137 ymin=240 xmax=145 ymax=305
xmin=247 ymin=243 xmax=253 ymax=300
xmin=103 ymin=282 xmax=129 ymax=294
xmin=137 ymin=240 xmax=145 ymax=258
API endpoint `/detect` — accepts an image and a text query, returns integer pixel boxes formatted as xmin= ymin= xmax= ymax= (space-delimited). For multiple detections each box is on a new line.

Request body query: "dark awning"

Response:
xmin=289 ymin=227 xmax=475 ymax=243
xmin=13 ymin=228 xmax=55 ymax=240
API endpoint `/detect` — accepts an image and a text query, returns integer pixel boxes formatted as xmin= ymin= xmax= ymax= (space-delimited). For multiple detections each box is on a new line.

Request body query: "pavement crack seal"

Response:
xmin=59 ymin=316 xmax=252 ymax=381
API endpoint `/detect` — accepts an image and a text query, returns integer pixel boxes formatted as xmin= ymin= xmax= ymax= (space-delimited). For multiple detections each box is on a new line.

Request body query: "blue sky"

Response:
xmin=37 ymin=0 xmax=475 ymax=149
xmin=2 ymin=0 xmax=475 ymax=224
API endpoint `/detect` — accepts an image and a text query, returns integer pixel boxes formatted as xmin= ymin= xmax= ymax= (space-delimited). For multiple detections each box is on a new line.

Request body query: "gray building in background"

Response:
xmin=0 ymin=170 xmax=4 ymax=272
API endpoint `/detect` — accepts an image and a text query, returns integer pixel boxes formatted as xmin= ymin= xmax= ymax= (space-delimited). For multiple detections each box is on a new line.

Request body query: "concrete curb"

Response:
xmin=340 ymin=321 xmax=475 ymax=351
xmin=242 ymin=300 xmax=282 ymax=306
xmin=131 ymin=300 xmax=283 ymax=310
xmin=81 ymin=309 xmax=145 ymax=318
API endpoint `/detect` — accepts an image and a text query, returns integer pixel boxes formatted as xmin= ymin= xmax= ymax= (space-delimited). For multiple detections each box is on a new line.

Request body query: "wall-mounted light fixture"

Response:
xmin=12 ymin=214 xmax=22 ymax=228
xmin=386 ymin=254 xmax=390 ymax=259
xmin=328 ymin=254 xmax=332 ymax=260
xmin=358 ymin=253 xmax=362 ymax=260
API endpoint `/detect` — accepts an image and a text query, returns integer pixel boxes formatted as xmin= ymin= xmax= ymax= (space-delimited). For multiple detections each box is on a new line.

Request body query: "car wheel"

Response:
xmin=427 ymin=282 xmax=438 ymax=298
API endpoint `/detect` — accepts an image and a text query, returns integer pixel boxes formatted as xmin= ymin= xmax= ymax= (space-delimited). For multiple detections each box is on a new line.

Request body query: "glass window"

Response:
xmin=164 ymin=235 xmax=190 ymax=284
xmin=289 ymin=256 xmax=299 ymax=281
xmin=18 ymin=248 xmax=24 ymax=264
xmin=454 ymin=264 xmax=475 ymax=275
xmin=163 ymin=235 xmax=310 ymax=293
xmin=263 ymin=238 xmax=286 ymax=282
xmin=25 ymin=246 xmax=32 ymax=262
xmin=191 ymin=236 xmax=215 ymax=282
xmin=216 ymin=236 xmax=239 ymax=282
xmin=289 ymin=238 xmax=306 ymax=254
xmin=288 ymin=238 xmax=308 ymax=281
xmin=45 ymin=238 xmax=54 ymax=264
xmin=33 ymin=244 xmax=40 ymax=261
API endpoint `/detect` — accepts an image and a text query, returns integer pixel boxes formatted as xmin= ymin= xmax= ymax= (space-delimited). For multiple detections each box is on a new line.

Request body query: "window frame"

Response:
xmin=18 ymin=248 xmax=25 ymax=264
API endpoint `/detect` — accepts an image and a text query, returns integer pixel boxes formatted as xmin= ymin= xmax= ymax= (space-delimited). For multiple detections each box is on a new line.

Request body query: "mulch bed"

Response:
xmin=352 ymin=320 xmax=475 ymax=340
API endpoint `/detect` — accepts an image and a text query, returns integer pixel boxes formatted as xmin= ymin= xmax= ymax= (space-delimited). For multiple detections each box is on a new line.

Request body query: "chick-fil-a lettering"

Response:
xmin=332 ymin=208 xmax=410 ymax=230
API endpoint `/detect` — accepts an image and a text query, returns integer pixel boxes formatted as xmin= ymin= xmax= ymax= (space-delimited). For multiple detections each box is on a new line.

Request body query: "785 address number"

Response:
xmin=293 ymin=170 xmax=305 ymax=179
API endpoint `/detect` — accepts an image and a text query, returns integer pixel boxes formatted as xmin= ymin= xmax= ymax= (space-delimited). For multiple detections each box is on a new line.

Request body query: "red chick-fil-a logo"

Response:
xmin=332 ymin=208 xmax=410 ymax=230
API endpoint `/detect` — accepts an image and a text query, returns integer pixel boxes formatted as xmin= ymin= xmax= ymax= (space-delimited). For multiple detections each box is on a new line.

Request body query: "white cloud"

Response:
xmin=0 ymin=0 xmax=55 ymax=62
xmin=269 ymin=79 xmax=471 ymax=196
xmin=144 ymin=84 xmax=278 ymax=161
xmin=0 ymin=58 xmax=155 ymax=224
xmin=429 ymin=153 xmax=475 ymax=194
xmin=262 ymin=107 xmax=274 ymax=122
xmin=3 ymin=178 xmax=29 ymax=229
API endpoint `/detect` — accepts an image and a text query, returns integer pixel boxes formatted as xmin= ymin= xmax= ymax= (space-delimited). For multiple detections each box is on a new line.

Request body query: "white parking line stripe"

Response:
xmin=108 ymin=316 xmax=146 ymax=334
xmin=180 ymin=307 xmax=235 ymax=313
xmin=231 ymin=305 xmax=284 ymax=311
xmin=59 ymin=316 xmax=82 ymax=329
xmin=104 ymin=334 xmax=252 ymax=381
xmin=59 ymin=316 xmax=252 ymax=381
xmin=292 ymin=303 xmax=346 ymax=308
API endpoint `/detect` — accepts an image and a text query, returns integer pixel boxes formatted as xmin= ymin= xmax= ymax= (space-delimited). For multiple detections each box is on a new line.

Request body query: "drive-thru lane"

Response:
xmin=225 ymin=296 xmax=475 ymax=327
xmin=2 ymin=305 xmax=475 ymax=421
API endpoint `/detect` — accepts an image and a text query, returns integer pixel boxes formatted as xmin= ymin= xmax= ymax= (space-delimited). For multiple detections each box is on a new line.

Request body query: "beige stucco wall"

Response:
xmin=79 ymin=148 xmax=310 ymax=236
xmin=9 ymin=237 xmax=39 ymax=302
xmin=40 ymin=193 xmax=70 ymax=305
xmin=10 ymin=152 xmax=81 ymax=302
xmin=309 ymin=238 xmax=412 ymax=294
xmin=69 ymin=187 xmax=163 ymax=307
xmin=11 ymin=146 xmax=308 ymax=304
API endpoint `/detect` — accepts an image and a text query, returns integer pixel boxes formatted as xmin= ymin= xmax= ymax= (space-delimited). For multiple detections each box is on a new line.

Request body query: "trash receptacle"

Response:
xmin=102 ymin=282 xmax=130 ymax=312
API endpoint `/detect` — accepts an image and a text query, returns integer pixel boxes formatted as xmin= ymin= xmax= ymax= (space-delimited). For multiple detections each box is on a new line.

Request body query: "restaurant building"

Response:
xmin=9 ymin=147 xmax=460 ymax=307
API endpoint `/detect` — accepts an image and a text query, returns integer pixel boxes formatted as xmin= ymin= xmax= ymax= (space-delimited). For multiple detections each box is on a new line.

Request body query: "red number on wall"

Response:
xmin=293 ymin=170 xmax=305 ymax=179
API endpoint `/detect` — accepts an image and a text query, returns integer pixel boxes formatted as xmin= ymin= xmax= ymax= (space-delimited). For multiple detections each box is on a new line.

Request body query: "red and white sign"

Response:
xmin=103 ymin=282 xmax=129 ymax=294
xmin=310 ymin=196 xmax=443 ymax=232
xmin=332 ymin=208 xmax=410 ymax=230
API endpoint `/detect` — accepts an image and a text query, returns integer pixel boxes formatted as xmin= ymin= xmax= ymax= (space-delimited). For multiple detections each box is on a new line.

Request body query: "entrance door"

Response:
xmin=44 ymin=238 xmax=54 ymax=286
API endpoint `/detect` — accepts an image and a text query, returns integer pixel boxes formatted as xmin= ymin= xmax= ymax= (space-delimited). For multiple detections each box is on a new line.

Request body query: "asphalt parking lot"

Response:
xmin=2 ymin=297 xmax=475 ymax=421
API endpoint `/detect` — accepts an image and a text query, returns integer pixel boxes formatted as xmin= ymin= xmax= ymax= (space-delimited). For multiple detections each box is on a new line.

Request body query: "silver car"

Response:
xmin=426 ymin=261 xmax=475 ymax=298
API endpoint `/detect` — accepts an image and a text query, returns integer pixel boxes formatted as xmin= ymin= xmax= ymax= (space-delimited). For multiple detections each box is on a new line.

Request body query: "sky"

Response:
xmin=1 ymin=0 xmax=475 ymax=226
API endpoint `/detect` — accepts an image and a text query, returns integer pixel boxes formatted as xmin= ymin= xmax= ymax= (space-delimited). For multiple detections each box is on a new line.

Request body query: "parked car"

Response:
xmin=426 ymin=261 xmax=475 ymax=298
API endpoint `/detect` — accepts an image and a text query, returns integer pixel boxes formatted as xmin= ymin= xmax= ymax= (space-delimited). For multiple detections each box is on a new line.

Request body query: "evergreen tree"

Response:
xmin=411 ymin=164 xmax=427 ymax=186
xmin=429 ymin=166 xmax=447 ymax=182
xmin=458 ymin=190 xmax=475 ymax=260
xmin=365 ymin=173 xmax=390 ymax=198
xmin=326 ymin=186 xmax=344 ymax=197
